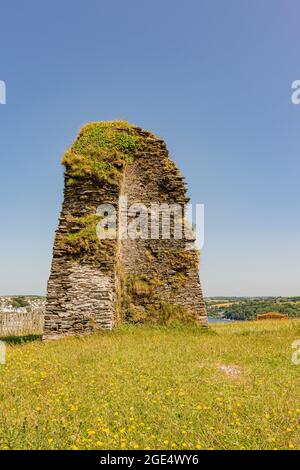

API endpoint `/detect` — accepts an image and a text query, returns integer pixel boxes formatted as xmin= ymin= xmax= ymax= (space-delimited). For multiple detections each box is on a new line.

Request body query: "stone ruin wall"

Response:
xmin=44 ymin=123 xmax=207 ymax=339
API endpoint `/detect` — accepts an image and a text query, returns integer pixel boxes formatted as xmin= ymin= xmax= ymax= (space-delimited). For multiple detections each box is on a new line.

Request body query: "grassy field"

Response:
xmin=0 ymin=321 xmax=299 ymax=450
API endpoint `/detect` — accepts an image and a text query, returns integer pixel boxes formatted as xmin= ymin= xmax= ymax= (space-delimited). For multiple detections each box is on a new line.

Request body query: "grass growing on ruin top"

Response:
xmin=62 ymin=121 xmax=140 ymax=184
xmin=72 ymin=121 xmax=139 ymax=154
xmin=1 ymin=320 xmax=299 ymax=450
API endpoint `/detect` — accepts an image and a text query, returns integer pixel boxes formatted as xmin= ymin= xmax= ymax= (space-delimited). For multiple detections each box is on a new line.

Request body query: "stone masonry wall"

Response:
xmin=44 ymin=122 xmax=207 ymax=339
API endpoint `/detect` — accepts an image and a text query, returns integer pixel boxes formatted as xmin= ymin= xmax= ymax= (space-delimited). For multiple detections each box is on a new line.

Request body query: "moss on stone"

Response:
xmin=153 ymin=302 xmax=199 ymax=325
xmin=58 ymin=214 xmax=115 ymax=265
xmin=127 ymin=274 xmax=156 ymax=296
xmin=73 ymin=121 xmax=139 ymax=154
xmin=62 ymin=121 xmax=141 ymax=185
xmin=125 ymin=301 xmax=199 ymax=325
xmin=169 ymin=248 xmax=199 ymax=272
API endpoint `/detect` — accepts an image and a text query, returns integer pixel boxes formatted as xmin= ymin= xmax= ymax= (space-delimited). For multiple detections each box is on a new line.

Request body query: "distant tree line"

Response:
xmin=10 ymin=296 xmax=29 ymax=308
xmin=206 ymin=298 xmax=300 ymax=320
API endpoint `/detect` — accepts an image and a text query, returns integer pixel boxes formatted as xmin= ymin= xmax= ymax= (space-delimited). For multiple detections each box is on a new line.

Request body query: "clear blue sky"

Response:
xmin=0 ymin=0 xmax=299 ymax=296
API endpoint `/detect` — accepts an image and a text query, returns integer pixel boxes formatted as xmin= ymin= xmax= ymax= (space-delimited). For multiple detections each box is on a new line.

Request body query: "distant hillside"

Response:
xmin=205 ymin=297 xmax=300 ymax=320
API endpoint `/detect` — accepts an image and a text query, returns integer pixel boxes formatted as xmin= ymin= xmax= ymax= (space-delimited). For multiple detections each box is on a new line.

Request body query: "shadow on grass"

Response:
xmin=0 ymin=334 xmax=42 ymax=345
